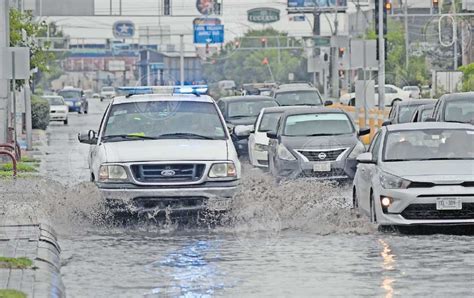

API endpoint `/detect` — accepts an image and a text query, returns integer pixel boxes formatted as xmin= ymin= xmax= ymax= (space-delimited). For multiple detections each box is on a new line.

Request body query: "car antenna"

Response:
xmin=125 ymin=93 xmax=134 ymax=98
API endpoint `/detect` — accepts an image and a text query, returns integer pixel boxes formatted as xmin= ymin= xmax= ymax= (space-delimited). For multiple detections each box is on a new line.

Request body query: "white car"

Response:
xmin=340 ymin=84 xmax=412 ymax=107
xmin=402 ymin=86 xmax=421 ymax=99
xmin=353 ymin=122 xmax=474 ymax=226
xmin=246 ymin=107 xmax=294 ymax=168
xmin=42 ymin=95 xmax=69 ymax=125
xmin=78 ymin=91 xmax=241 ymax=216
xmin=100 ymin=86 xmax=116 ymax=101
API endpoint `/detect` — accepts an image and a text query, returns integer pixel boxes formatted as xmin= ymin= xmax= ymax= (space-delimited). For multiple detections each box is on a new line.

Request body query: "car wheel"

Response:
xmin=352 ymin=187 xmax=358 ymax=209
xmin=391 ymin=98 xmax=402 ymax=106
xmin=370 ymin=192 xmax=377 ymax=223
xmin=269 ymin=156 xmax=277 ymax=177
xmin=349 ymin=98 xmax=355 ymax=106
xmin=84 ymin=109 xmax=88 ymax=114
xmin=64 ymin=118 xmax=68 ymax=125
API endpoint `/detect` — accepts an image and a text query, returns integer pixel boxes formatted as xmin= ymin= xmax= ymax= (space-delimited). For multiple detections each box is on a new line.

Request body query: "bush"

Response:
xmin=31 ymin=95 xmax=50 ymax=130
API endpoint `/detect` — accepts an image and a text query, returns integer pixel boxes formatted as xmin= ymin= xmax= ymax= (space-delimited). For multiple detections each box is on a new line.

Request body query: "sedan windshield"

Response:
xmin=384 ymin=129 xmax=474 ymax=161
xmin=275 ymin=91 xmax=322 ymax=106
xmin=103 ymin=101 xmax=226 ymax=141
xmin=58 ymin=90 xmax=81 ymax=99
xmin=44 ymin=97 xmax=64 ymax=106
xmin=258 ymin=112 xmax=282 ymax=132
xmin=228 ymin=100 xmax=277 ymax=118
xmin=445 ymin=99 xmax=474 ymax=123
xmin=284 ymin=113 xmax=354 ymax=136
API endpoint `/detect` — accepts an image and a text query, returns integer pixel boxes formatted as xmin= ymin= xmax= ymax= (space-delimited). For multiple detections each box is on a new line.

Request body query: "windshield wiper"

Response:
xmin=157 ymin=133 xmax=217 ymax=140
xmin=229 ymin=115 xmax=253 ymax=118
xmin=102 ymin=134 xmax=158 ymax=141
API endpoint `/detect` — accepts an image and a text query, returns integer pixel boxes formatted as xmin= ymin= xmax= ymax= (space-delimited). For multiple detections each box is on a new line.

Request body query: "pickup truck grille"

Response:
xmin=131 ymin=164 xmax=205 ymax=183
xmin=297 ymin=149 xmax=347 ymax=161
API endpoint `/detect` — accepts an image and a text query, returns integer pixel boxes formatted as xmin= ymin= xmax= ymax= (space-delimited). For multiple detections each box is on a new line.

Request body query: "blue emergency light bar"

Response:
xmin=117 ymin=85 xmax=208 ymax=97
xmin=173 ymin=85 xmax=209 ymax=95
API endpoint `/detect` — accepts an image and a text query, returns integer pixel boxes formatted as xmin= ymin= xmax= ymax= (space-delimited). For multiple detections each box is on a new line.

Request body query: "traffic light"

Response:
xmin=338 ymin=47 xmax=345 ymax=58
xmin=261 ymin=38 xmax=267 ymax=48
xmin=375 ymin=0 xmax=390 ymax=60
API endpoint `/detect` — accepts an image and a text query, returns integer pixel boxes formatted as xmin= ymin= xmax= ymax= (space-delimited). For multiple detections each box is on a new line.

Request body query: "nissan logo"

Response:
xmin=161 ymin=169 xmax=176 ymax=177
xmin=318 ymin=153 xmax=327 ymax=160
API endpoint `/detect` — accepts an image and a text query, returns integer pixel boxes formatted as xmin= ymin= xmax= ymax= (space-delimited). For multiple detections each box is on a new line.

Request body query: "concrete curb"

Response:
xmin=0 ymin=223 xmax=65 ymax=297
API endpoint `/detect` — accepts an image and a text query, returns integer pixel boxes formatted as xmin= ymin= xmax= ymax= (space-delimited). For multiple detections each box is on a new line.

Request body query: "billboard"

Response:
xmin=287 ymin=0 xmax=348 ymax=13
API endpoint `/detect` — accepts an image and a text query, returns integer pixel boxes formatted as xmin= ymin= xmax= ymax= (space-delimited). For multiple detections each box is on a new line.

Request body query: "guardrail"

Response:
xmin=0 ymin=144 xmax=18 ymax=177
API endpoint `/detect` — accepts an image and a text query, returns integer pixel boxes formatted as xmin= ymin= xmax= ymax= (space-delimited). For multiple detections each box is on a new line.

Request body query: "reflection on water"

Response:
xmin=379 ymin=239 xmax=396 ymax=298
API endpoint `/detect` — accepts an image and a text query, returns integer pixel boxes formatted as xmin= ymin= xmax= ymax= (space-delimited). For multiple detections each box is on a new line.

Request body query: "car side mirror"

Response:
xmin=234 ymin=125 xmax=252 ymax=138
xmin=78 ymin=130 xmax=97 ymax=145
xmin=358 ymin=128 xmax=370 ymax=136
xmin=382 ymin=120 xmax=392 ymax=126
xmin=266 ymin=131 xmax=278 ymax=139
xmin=357 ymin=152 xmax=375 ymax=164
xmin=324 ymin=100 xmax=333 ymax=106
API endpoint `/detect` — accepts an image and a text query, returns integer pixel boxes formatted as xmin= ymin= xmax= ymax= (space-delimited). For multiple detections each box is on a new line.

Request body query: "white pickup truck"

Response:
xmin=78 ymin=91 xmax=241 ymax=216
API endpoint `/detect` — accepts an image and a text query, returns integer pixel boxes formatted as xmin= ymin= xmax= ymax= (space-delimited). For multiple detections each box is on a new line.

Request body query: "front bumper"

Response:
xmin=98 ymin=180 xmax=239 ymax=214
xmin=67 ymin=104 xmax=81 ymax=112
xmin=273 ymin=158 xmax=357 ymax=181
xmin=50 ymin=113 xmax=67 ymax=121
xmin=374 ymin=186 xmax=474 ymax=226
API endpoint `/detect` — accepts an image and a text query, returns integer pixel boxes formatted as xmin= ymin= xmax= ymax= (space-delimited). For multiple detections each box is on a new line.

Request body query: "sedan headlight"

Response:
xmin=66 ymin=101 xmax=73 ymax=106
xmin=99 ymin=165 xmax=128 ymax=182
xmin=379 ymin=171 xmax=411 ymax=189
xmin=254 ymin=143 xmax=268 ymax=152
xmin=349 ymin=141 xmax=366 ymax=158
xmin=209 ymin=162 xmax=237 ymax=178
xmin=277 ymin=144 xmax=296 ymax=161
xmin=75 ymin=101 xmax=82 ymax=107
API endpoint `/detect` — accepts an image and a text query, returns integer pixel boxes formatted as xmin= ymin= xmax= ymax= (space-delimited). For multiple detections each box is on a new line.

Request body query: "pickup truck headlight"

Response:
xmin=277 ymin=144 xmax=296 ymax=161
xmin=348 ymin=141 xmax=366 ymax=158
xmin=379 ymin=171 xmax=411 ymax=189
xmin=254 ymin=143 xmax=268 ymax=152
xmin=209 ymin=162 xmax=237 ymax=178
xmin=99 ymin=165 xmax=128 ymax=182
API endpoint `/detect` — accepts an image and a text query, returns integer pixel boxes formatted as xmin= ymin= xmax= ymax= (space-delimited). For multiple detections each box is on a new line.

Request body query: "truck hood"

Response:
xmin=102 ymin=139 xmax=229 ymax=163
xmin=383 ymin=160 xmax=474 ymax=183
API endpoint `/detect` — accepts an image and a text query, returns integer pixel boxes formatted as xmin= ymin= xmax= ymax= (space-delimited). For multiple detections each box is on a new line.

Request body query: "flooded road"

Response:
xmin=33 ymin=99 xmax=474 ymax=297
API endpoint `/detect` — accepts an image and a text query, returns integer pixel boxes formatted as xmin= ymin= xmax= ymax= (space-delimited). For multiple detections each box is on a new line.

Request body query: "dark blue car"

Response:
xmin=58 ymin=88 xmax=88 ymax=114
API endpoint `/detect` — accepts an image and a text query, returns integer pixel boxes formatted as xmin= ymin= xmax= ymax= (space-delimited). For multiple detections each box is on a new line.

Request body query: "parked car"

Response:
xmin=58 ymin=87 xmax=88 ymax=114
xmin=340 ymin=84 xmax=412 ymax=107
xmin=430 ymin=92 xmax=474 ymax=124
xmin=100 ymin=86 xmax=116 ymax=101
xmin=271 ymin=83 xmax=327 ymax=106
xmin=402 ymin=86 xmax=421 ymax=99
xmin=410 ymin=103 xmax=435 ymax=122
xmin=386 ymin=99 xmax=436 ymax=124
xmin=42 ymin=95 xmax=69 ymax=125
xmin=353 ymin=122 xmax=474 ymax=226
xmin=92 ymin=93 xmax=101 ymax=100
xmin=242 ymin=106 xmax=296 ymax=168
xmin=266 ymin=107 xmax=369 ymax=181
xmin=216 ymin=96 xmax=279 ymax=155
xmin=78 ymin=92 xmax=241 ymax=216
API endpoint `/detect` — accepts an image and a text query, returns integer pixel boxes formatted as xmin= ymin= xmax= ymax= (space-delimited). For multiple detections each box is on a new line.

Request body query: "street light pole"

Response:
xmin=377 ymin=0 xmax=385 ymax=109
xmin=0 ymin=0 xmax=10 ymax=144
xmin=179 ymin=34 xmax=184 ymax=86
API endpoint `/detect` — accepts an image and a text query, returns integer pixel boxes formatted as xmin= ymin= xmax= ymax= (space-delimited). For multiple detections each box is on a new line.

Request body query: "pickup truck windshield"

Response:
xmin=103 ymin=101 xmax=227 ymax=141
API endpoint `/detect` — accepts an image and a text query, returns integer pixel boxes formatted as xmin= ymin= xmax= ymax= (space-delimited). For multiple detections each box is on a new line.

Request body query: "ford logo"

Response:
xmin=318 ymin=153 xmax=327 ymax=160
xmin=161 ymin=169 xmax=176 ymax=177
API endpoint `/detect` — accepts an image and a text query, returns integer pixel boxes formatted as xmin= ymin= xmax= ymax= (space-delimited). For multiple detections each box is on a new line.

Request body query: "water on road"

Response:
xmin=14 ymin=99 xmax=473 ymax=297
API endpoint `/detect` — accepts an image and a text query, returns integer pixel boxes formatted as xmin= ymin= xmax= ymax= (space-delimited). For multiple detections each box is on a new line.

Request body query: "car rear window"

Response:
xmin=445 ymin=99 xmax=474 ymax=123
xmin=275 ymin=90 xmax=322 ymax=106
xmin=284 ymin=113 xmax=354 ymax=136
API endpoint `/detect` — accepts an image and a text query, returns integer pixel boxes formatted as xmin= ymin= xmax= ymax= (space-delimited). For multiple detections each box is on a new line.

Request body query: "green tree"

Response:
xmin=459 ymin=63 xmax=474 ymax=92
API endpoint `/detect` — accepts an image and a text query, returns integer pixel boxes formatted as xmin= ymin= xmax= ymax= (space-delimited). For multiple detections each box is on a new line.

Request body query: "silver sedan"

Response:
xmin=353 ymin=122 xmax=474 ymax=226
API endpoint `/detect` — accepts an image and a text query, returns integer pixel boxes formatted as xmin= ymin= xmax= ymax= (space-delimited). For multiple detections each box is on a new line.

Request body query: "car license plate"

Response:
xmin=313 ymin=162 xmax=331 ymax=172
xmin=207 ymin=198 xmax=230 ymax=211
xmin=436 ymin=198 xmax=462 ymax=210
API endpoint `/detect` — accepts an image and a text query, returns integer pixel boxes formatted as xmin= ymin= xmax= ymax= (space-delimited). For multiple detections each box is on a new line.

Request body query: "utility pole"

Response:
xmin=377 ymin=0 xmax=386 ymax=109
xmin=179 ymin=34 xmax=184 ymax=86
xmin=0 ymin=0 xmax=9 ymax=145
xmin=331 ymin=5 xmax=339 ymax=99
xmin=404 ymin=0 xmax=409 ymax=68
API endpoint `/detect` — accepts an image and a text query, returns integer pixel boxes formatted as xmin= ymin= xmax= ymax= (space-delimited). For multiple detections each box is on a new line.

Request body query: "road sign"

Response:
xmin=247 ymin=8 xmax=280 ymax=24
xmin=313 ymin=37 xmax=331 ymax=47
xmin=113 ymin=21 xmax=135 ymax=39
xmin=193 ymin=25 xmax=224 ymax=44
xmin=287 ymin=0 xmax=348 ymax=13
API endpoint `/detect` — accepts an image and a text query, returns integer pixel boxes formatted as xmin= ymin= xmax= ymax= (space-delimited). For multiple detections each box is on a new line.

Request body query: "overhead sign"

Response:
xmin=288 ymin=0 xmax=348 ymax=13
xmin=193 ymin=25 xmax=224 ymax=44
xmin=113 ymin=21 xmax=135 ymax=39
xmin=247 ymin=8 xmax=280 ymax=24
xmin=196 ymin=0 xmax=222 ymax=15
xmin=313 ymin=37 xmax=331 ymax=47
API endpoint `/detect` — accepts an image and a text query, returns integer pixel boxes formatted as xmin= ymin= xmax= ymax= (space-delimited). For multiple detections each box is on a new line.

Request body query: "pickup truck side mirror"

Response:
xmin=266 ymin=131 xmax=278 ymax=139
xmin=382 ymin=120 xmax=392 ymax=126
xmin=234 ymin=125 xmax=253 ymax=139
xmin=324 ymin=100 xmax=333 ymax=106
xmin=78 ymin=130 xmax=98 ymax=145
xmin=358 ymin=128 xmax=370 ymax=136
xmin=357 ymin=152 xmax=375 ymax=164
